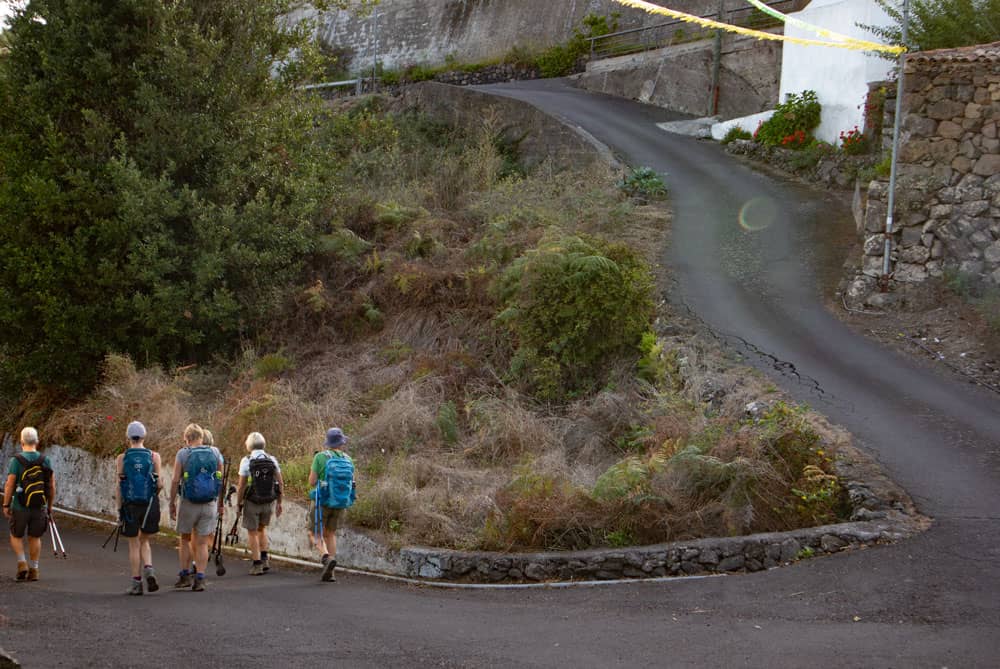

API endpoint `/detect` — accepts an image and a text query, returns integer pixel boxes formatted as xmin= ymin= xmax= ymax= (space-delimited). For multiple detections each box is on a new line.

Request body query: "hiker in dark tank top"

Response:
xmin=3 ymin=427 xmax=55 ymax=582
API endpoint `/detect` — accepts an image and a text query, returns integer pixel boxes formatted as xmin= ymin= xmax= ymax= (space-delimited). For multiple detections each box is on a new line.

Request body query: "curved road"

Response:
xmin=3 ymin=80 xmax=1000 ymax=668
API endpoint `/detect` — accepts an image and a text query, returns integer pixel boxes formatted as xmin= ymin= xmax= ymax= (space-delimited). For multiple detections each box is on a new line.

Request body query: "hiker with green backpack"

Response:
xmin=115 ymin=421 xmax=163 ymax=596
xmin=236 ymin=432 xmax=284 ymax=575
xmin=168 ymin=423 xmax=224 ymax=592
xmin=3 ymin=427 xmax=55 ymax=582
xmin=308 ymin=427 xmax=356 ymax=582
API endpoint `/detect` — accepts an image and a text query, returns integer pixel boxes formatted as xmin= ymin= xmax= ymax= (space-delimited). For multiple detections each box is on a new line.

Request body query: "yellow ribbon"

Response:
xmin=742 ymin=0 xmax=891 ymax=51
xmin=611 ymin=0 xmax=906 ymax=55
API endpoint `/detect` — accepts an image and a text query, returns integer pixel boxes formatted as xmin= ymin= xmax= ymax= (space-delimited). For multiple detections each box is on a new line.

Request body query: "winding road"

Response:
xmin=3 ymin=79 xmax=1000 ymax=668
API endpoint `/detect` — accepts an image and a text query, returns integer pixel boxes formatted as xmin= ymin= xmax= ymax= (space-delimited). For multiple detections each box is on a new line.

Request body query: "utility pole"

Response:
xmin=881 ymin=0 xmax=910 ymax=289
xmin=708 ymin=0 xmax=725 ymax=116
xmin=370 ymin=5 xmax=380 ymax=92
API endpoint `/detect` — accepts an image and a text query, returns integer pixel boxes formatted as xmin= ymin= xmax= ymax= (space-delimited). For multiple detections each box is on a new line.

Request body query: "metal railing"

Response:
xmin=588 ymin=0 xmax=810 ymax=61
xmin=299 ymin=78 xmax=365 ymax=95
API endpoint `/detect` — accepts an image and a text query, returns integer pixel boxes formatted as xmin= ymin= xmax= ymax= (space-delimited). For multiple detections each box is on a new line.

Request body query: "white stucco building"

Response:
xmin=714 ymin=0 xmax=897 ymax=143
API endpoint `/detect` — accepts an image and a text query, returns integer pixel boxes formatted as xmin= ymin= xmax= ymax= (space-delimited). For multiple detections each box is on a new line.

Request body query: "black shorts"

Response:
xmin=9 ymin=507 xmax=47 ymax=538
xmin=121 ymin=498 xmax=160 ymax=537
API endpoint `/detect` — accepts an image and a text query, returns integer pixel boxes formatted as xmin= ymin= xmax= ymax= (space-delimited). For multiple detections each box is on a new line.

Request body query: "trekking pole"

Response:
xmin=50 ymin=517 xmax=67 ymax=558
xmin=49 ymin=516 xmax=59 ymax=556
xmin=101 ymin=520 xmax=122 ymax=551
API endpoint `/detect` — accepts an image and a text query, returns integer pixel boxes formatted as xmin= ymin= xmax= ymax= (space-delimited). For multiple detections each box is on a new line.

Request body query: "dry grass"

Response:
xmin=26 ymin=105 xmax=852 ymax=552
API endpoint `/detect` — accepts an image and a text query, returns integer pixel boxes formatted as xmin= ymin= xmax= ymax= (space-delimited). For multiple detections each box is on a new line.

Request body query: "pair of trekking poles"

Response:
xmin=48 ymin=513 xmax=67 ymax=558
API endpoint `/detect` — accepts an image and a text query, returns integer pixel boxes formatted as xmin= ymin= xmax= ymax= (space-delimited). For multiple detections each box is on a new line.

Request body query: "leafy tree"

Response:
xmin=862 ymin=0 xmax=1000 ymax=54
xmin=0 ymin=1 xmax=358 ymax=393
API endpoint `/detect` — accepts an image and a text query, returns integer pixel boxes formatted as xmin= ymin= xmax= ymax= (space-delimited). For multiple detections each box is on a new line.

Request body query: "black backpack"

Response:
xmin=246 ymin=456 xmax=279 ymax=504
xmin=15 ymin=454 xmax=52 ymax=509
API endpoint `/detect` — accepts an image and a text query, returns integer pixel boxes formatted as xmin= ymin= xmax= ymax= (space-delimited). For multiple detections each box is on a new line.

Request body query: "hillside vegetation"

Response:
xmin=1 ymin=1 xmax=849 ymax=551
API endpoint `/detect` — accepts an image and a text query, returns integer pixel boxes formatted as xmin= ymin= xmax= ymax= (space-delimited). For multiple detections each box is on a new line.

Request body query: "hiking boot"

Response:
xmin=143 ymin=566 xmax=159 ymax=593
xmin=15 ymin=561 xmax=28 ymax=582
xmin=321 ymin=557 xmax=337 ymax=582
xmin=27 ymin=567 xmax=39 ymax=582
xmin=191 ymin=576 xmax=205 ymax=592
xmin=249 ymin=562 xmax=265 ymax=576
xmin=173 ymin=572 xmax=193 ymax=588
xmin=262 ymin=558 xmax=270 ymax=573
xmin=127 ymin=579 xmax=143 ymax=596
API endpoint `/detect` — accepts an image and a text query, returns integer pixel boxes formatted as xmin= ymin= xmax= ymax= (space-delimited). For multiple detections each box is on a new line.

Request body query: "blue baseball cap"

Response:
xmin=324 ymin=427 xmax=348 ymax=448
xmin=126 ymin=421 xmax=147 ymax=440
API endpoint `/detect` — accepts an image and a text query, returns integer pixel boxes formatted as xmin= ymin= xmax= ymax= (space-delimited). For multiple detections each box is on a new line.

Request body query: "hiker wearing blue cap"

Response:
xmin=307 ymin=428 xmax=356 ymax=582
xmin=115 ymin=421 xmax=162 ymax=595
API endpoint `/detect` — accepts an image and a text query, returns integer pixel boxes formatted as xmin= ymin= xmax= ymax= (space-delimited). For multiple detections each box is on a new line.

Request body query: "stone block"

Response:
xmin=820 ymin=534 xmax=848 ymax=552
xmin=985 ymin=242 xmax=1000 ymax=264
xmin=900 ymin=226 xmax=923 ymax=248
xmin=991 ymin=267 xmax=1000 ymax=285
xmin=985 ymin=138 xmax=1000 ymax=154
xmin=779 ymin=538 xmax=801 ymax=563
xmin=930 ymin=204 xmax=953 ymax=219
xmin=863 ymin=255 xmax=884 ymax=277
xmin=922 ymin=233 xmax=936 ymax=248
xmin=927 ymin=99 xmax=966 ymax=120
xmin=718 ymin=555 xmax=745 ymax=572
xmin=936 ymin=119 xmax=964 ymax=139
xmin=966 ymin=102 xmax=984 ymax=119
xmin=952 ymin=155 xmax=974 ymax=174
xmin=985 ymin=121 xmax=998 ymax=139
xmin=927 ymin=260 xmax=944 ymax=277
xmin=864 ymin=234 xmax=885 ymax=255
xmin=973 ymin=154 xmax=1000 ymax=176
xmin=865 ymin=200 xmax=888 ymax=233
xmin=895 ymin=262 xmax=929 ymax=282
xmin=960 ymin=200 xmax=991 ymax=217
xmin=962 ymin=118 xmax=983 ymax=133
xmin=524 ymin=562 xmax=547 ymax=581
xmin=746 ymin=559 xmax=764 ymax=572
xmin=699 ymin=548 xmax=720 ymax=565
xmin=904 ymin=114 xmax=937 ymax=137
xmin=959 ymin=260 xmax=985 ymax=275
xmin=680 ymin=561 xmax=701 ymax=574
xmin=958 ymin=85 xmax=975 ymax=102
xmin=899 ymin=139 xmax=930 ymax=162
xmin=936 ymin=187 xmax=958 ymax=203
xmin=959 ymin=139 xmax=978 ymax=158
xmin=899 ymin=245 xmax=931 ymax=264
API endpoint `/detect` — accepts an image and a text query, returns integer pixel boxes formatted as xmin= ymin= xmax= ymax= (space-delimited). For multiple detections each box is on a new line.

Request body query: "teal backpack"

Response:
xmin=120 ymin=449 xmax=156 ymax=504
xmin=182 ymin=447 xmax=221 ymax=503
xmin=318 ymin=451 xmax=356 ymax=509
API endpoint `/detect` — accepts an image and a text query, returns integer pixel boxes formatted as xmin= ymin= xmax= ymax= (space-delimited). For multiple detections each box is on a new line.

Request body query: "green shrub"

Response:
xmin=495 ymin=234 xmax=656 ymax=399
xmin=255 ymin=353 xmax=294 ymax=378
xmin=536 ymin=12 xmax=619 ymax=78
xmin=754 ymin=90 xmax=821 ymax=146
xmin=721 ymin=126 xmax=752 ymax=144
xmin=618 ymin=167 xmax=668 ymax=199
xmin=436 ymin=401 xmax=459 ymax=445
xmin=862 ymin=0 xmax=1000 ymax=57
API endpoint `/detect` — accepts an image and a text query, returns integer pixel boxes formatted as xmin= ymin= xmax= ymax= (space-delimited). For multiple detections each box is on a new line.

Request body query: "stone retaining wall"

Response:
xmin=849 ymin=43 xmax=1000 ymax=304
xmin=431 ymin=63 xmax=541 ymax=87
xmin=725 ymin=139 xmax=876 ymax=189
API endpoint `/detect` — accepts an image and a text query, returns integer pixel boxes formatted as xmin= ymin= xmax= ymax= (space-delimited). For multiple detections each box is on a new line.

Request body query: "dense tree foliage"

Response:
xmin=0 ymin=1 xmax=351 ymax=393
xmin=864 ymin=0 xmax=1000 ymax=53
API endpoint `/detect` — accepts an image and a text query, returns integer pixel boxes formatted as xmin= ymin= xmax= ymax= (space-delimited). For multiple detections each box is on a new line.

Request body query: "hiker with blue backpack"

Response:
xmin=308 ymin=428 xmax=356 ymax=582
xmin=168 ymin=423 xmax=224 ymax=592
xmin=236 ymin=432 xmax=284 ymax=575
xmin=115 ymin=421 xmax=163 ymax=596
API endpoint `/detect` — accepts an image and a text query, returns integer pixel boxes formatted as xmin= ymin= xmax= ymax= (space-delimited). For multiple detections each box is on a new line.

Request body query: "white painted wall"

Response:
xmin=713 ymin=0 xmax=896 ymax=144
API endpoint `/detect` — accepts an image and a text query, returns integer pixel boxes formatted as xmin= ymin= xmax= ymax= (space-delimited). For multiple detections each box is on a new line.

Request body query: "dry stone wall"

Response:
xmin=851 ymin=42 xmax=1000 ymax=304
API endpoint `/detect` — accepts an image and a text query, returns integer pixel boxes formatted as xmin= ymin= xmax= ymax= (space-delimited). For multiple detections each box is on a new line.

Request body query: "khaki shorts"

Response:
xmin=307 ymin=505 xmax=344 ymax=534
xmin=176 ymin=499 xmax=218 ymax=536
xmin=242 ymin=500 xmax=273 ymax=532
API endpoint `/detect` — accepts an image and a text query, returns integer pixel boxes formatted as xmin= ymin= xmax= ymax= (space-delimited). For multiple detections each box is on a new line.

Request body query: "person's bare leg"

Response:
xmin=194 ymin=533 xmax=211 ymax=574
xmin=128 ymin=536 xmax=141 ymax=578
xmin=178 ymin=533 xmax=192 ymax=572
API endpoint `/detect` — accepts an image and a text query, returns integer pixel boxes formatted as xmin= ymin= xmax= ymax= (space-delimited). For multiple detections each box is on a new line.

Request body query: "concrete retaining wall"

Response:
xmin=576 ymin=32 xmax=783 ymax=119
xmin=291 ymin=0 xmax=721 ymax=73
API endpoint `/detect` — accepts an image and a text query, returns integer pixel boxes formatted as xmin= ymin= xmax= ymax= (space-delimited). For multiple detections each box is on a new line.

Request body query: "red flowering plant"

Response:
xmin=780 ymin=129 xmax=809 ymax=149
xmin=839 ymin=125 xmax=869 ymax=155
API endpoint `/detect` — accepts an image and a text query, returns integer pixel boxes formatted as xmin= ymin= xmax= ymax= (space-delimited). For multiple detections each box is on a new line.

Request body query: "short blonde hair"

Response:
xmin=202 ymin=429 xmax=214 ymax=446
xmin=183 ymin=423 xmax=204 ymax=444
xmin=20 ymin=427 xmax=39 ymax=445
xmin=245 ymin=432 xmax=266 ymax=451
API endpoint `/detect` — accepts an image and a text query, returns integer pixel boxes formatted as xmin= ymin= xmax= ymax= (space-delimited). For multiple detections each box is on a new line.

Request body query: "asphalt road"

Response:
xmin=3 ymin=80 xmax=1000 ymax=668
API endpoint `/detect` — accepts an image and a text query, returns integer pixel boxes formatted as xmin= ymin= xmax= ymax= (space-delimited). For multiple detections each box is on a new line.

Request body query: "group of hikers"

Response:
xmin=3 ymin=422 xmax=357 ymax=593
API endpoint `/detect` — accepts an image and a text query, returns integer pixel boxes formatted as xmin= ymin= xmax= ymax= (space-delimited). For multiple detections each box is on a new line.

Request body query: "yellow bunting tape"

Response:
xmin=611 ymin=0 xmax=906 ymax=55
xmin=742 ymin=0 xmax=888 ymax=50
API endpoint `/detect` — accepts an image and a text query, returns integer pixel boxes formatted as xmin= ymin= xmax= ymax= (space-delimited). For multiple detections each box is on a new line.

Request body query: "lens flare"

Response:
xmin=738 ymin=197 xmax=777 ymax=232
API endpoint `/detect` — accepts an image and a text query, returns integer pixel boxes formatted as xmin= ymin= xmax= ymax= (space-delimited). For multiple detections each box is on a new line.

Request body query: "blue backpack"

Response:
xmin=120 ymin=449 xmax=156 ymax=504
xmin=318 ymin=451 xmax=355 ymax=509
xmin=182 ymin=447 xmax=221 ymax=503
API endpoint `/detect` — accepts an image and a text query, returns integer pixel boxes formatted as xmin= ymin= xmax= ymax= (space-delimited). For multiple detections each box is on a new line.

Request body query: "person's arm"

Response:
xmin=236 ymin=474 xmax=248 ymax=507
xmin=275 ymin=461 xmax=284 ymax=518
xmin=308 ymin=454 xmax=319 ymax=490
xmin=153 ymin=452 xmax=163 ymax=493
xmin=169 ymin=455 xmax=183 ymax=520
xmin=46 ymin=458 xmax=56 ymax=512
xmin=2 ymin=473 xmax=15 ymax=519
xmin=217 ymin=451 xmax=225 ymax=514
xmin=114 ymin=454 xmax=124 ymax=509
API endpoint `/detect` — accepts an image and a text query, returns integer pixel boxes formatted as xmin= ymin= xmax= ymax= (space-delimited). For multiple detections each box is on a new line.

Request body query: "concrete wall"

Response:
xmin=780 ymin=0 xmax=895 ymax=144
xmin=576 ymin=31 xmax=783 ymax=118
xmin=292 ymin=0 xmax=720 ymax=73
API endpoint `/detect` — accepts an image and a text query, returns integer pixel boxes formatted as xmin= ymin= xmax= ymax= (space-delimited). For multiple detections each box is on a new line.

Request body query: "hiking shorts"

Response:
xmin=9 ymin=507 xmax=47 ymax=539
xmin=121 ymin=498 xmax=160 ymax=538
xmin=241 ymin=500 xmax=273 ymax=532
xmin=176 ymin=499 xmax=218 ymax=536
xmin=307 ymin=505 xmax=344 ymax=534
